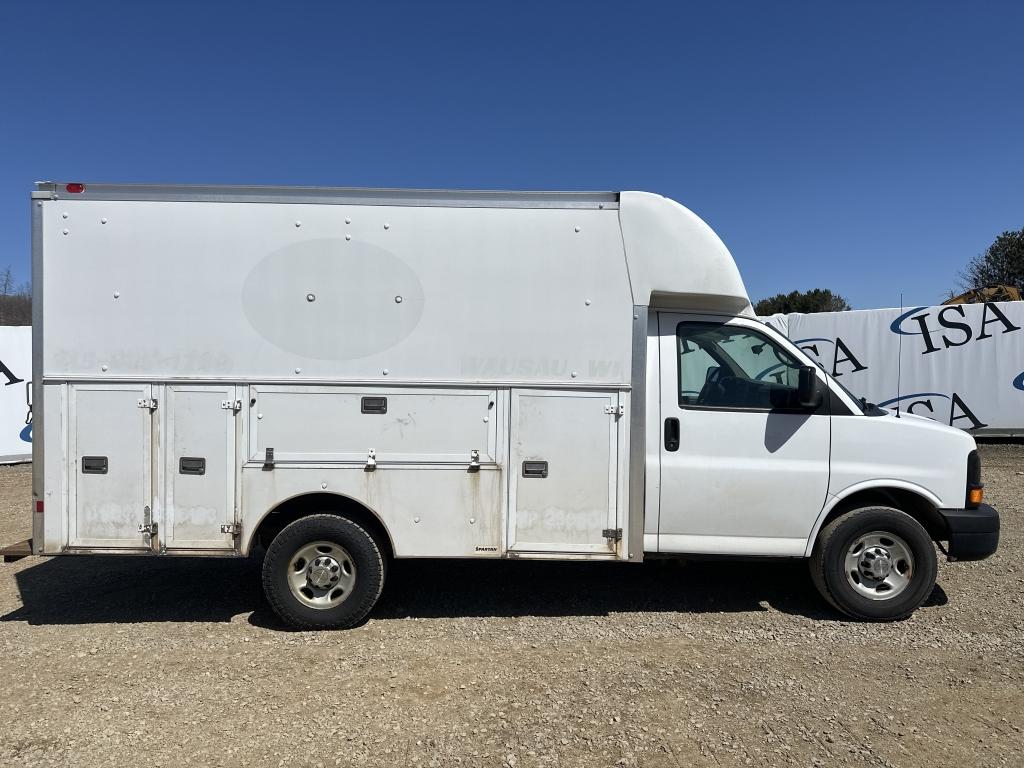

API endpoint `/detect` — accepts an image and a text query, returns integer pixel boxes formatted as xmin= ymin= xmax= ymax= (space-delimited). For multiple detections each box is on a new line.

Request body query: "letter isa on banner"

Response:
xmin=764 ymin=301 xmax=1024 ymax=437
xmin=0 ymin=326 xmax=32 ymax=462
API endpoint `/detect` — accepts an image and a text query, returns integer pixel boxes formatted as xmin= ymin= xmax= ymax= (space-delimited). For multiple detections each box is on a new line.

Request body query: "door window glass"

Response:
xmin=676 ymin=322 xmax=805 ymax=410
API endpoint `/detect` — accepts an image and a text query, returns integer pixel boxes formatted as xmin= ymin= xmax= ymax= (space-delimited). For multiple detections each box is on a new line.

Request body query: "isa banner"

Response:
xmin=0 ymin=326 xmax=31 ymax=462
xmin=765 ymin=301 xmax=1024 ymax=436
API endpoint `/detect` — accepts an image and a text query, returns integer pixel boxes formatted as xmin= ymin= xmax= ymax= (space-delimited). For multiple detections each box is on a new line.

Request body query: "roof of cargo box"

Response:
xmin=35 ymin=182 xmax=751 ymax=315
xmin=34 ymin=182 xmax=620 ymax=209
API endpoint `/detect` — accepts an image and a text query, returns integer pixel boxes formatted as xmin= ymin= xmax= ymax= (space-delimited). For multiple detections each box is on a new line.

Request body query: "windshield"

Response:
xmin=759 ymin=323 xmax=868 ymax=415
xmin=823 ymin=371 xmax=867 ymax=414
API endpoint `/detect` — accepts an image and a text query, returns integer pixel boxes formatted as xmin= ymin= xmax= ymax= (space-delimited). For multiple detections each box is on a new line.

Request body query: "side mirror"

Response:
xmin=797 ymin=366 xmax=822 ymax=409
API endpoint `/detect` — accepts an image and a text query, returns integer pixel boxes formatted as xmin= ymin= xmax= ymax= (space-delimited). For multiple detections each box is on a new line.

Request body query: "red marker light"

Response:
xmin=66 ymin=183 xmax=85 ymax=193
xmin=34 ymin=499 xmax=44 ymax=514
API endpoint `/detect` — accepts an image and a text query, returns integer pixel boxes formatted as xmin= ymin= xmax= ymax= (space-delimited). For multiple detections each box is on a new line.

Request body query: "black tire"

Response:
xmin=809 ymin=506 xmax=937 ymax=621
xmin=262 ymin=514 xmax=386 ymax=630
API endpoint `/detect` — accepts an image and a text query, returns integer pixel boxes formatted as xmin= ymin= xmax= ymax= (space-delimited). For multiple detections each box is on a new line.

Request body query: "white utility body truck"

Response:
xmin=2 ymin=182 xmax=999 ymax=628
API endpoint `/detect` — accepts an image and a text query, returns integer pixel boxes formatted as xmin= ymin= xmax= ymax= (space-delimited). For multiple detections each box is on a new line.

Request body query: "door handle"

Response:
xmin=179 ymin=456 xmax=206 ymax=475
xmin=81 ymin=455 xmax=108 ymax=474
xmin=522 ymin=460 xmax=549 ymax=478
xmin=664 ymin=417 xmax=680 ymax=452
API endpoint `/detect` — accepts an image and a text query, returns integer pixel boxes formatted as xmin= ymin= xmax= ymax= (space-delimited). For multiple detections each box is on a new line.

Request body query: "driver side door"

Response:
xmin=654 ymin=313 xmax=830 ymax=556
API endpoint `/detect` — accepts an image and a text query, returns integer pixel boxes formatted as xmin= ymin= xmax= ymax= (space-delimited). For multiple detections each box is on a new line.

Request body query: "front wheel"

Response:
xmin=810 ymin=506 xmax=937 ymax=621
xmin=262 ymin=514 xmax=386 ymax=630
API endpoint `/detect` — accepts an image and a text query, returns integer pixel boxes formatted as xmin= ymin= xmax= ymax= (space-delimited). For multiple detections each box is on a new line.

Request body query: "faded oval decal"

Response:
xmin=242 ymin=238 xmax=424 ymax=360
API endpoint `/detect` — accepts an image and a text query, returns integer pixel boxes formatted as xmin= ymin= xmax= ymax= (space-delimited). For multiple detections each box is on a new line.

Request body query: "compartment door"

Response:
xmin=69 ymin=384 xmax=153 ymax=549
xmin=509 ymin=390 xmax=619 ymax=556
xmin=164 ymin=385 xmax=238 ymax=550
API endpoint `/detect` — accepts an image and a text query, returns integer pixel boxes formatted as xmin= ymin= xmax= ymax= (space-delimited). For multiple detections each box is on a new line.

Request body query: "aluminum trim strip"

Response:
xmin=34 ymin=183 xmax=620 ymax=209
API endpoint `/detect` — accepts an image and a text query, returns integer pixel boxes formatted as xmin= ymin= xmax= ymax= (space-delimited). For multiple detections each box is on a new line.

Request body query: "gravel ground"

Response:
xmin=1 ymin=444 xmax=1022 ymax=768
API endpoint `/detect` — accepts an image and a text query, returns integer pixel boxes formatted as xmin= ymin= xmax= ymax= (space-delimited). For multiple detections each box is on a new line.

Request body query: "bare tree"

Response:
xmin=0 ymin=268 xmax=31 ymax=325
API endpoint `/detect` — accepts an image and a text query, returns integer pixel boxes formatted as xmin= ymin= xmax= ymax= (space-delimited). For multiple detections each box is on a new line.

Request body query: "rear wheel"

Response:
xmin=262 ymin=514 xmax=386 ymax=630
xmin=810 ymin=506 xmax=937 ymax=621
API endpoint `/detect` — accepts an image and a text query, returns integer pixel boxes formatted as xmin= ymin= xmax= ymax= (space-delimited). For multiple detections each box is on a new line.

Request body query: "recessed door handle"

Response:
xmin=81 ymin=456 xmax=108 ymax=474
xmin=361 ymin=396 xmax=387 ymax=414
xmin=179 ymin=456 xmax=206 ymax=475
xmin=664 ymin=417 xmax=680 ymax=452
xmin=522 ymin=460 xmax=548 ymax=478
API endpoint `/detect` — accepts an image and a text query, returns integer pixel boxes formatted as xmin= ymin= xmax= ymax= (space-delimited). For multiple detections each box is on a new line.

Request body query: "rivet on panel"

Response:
xmin=101 ymin=218 xmax=108 ymax=224
xmin=394 ymin=295 xmax=403 ymax=304
xmin=295 ymin=367 xmax=302 ymax=374
xmin=113 ymin=291 xmax=120 ymax=299
xmin=306 ymin=293 xmax=316 ymax=302
xmin=483 ymin=416 xmax=489 ymax=423
xmin=383 ymin=222 xmax=390 ymax=230
xmin=469 ymin=518 xmax=476 ymax=524
xmin=257 ymin=413 xmax=263 ymax=420
xmin=62 ymin=228 xmax=69 ymax=235
xmin=295 ymin=221 xmax=302 ymax=228
xmin=36 ymin=202 xmax=42 ymax=207
xmin=382 ymin=369 xmax=389 ymax=376
xmin=101 ymin=364 xmax=109 ymax=372
xmin=62 ymin=212 xmax=68 ymax=219
xmin=321 ymin=482 xmax=328 ymax=490
xmin=345 ymin=218 xmax=351 ymax=224
xmin=571 ymin=371 xmax=578 ymax=378
xmin=599 ymin=203 xmax=605 ymax=209
xmin=574 ymin=225 xmax=581 ymax=233
xmin=585 ymin=299 xmax=591 ymax=306
xmin=345 ymin=234 xmax=351 ymax=241
xmin=413 ymin=516 xmax=421 ymax=524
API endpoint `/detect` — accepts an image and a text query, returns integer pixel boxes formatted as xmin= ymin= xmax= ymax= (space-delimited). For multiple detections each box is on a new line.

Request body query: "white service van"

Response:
xmin=1 ymin=182 xmax=999 ymax=628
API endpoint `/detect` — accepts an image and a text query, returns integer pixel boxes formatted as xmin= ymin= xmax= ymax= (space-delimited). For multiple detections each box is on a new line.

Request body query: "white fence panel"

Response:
xmin=0 ymin=326 xmax=32 ymax=462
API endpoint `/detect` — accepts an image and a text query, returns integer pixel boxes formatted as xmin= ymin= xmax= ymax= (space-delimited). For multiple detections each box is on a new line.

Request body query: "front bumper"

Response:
xmin=939 ymin=503 xmax=999 ymax=561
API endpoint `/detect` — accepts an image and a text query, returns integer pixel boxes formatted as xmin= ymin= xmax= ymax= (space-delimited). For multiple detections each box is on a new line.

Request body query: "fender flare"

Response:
xmin=803 ymin=480 xmax=944 ymax=557
xmin=242 ymin=489 xmax=394 ymax=557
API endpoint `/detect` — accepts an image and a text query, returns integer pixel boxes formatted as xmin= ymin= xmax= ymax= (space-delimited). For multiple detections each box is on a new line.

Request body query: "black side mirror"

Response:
xmin=797 ymin=366 xmax=822 ymax=409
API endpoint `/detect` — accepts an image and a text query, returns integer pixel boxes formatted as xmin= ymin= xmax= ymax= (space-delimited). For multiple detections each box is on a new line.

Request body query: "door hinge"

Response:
xmin=220 ymin=522 xmax=241 ymax=535
xmin=602 ymin=528 xmax=623 ymax=541
xmin=604 ymin=404 xmax=625 ymax=417
xmin=221 ymin=399 xmax=242 ymax=412
xmin=137 ymin=398 xmax=158 ymax=411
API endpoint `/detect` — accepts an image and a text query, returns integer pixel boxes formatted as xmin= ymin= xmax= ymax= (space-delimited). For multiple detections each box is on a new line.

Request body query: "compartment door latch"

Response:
xmin=139 ymin=505 xmax=159 ymax=552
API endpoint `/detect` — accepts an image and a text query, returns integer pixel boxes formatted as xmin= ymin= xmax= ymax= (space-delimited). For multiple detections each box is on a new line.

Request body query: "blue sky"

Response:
xmin=1 ymin=1 xmax=1021 ymax=309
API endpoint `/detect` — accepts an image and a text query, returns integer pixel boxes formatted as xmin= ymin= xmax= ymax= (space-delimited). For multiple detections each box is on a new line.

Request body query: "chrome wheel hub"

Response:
xmin=844 ymin=531 xmax=914 ymax=601
xmin=287 ymin=541 xmax=356 ymax=610
xmin=307 ymin=556 xmax=341 ymax=589
xmin=860 ymin=546 xmax=893 ymax=580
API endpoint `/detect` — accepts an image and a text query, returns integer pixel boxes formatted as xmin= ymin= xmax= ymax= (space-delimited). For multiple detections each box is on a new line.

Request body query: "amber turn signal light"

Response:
xmin=968 ymin=487 xmax=984 ymax=507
